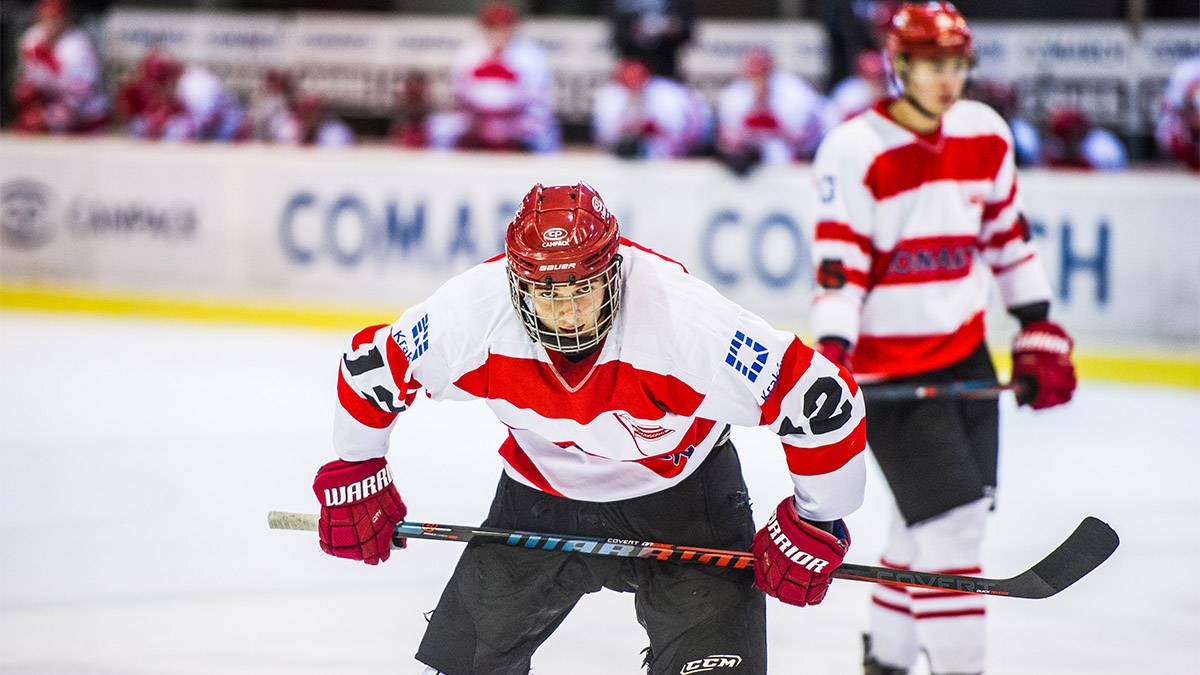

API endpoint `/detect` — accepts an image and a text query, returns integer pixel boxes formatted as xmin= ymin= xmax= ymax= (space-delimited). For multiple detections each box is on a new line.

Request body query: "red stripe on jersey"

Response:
xmin=633 ymin=418 xmax=716 ymax=479
xmin=982 ymin=179 xmax=1017 ymax=222
xmin=914 ymin=608 xmax=986 ymax=620
xmin=910 ymin=589 xmax=977 ymax=599
xmin=352 ymin=324 xmax=387 ymax=349
xmin=981 ymin=218 xmax=1025 ymax=250
xmin=620 ymin=237 xmax=688 ymax=273
xmin=872 ymin=596 xmax=912 ymax=616
xmin=483 ymin=252 xmax=505 ymax=263
xmin=815 ymin=221 xmax=874 ymax=257
xmin=871 ymin=235 xmax=976 ymax=287
xmin=863 ymin=135 xmax=1008 ymax=202
xmin=337 ymin=368 xmax=397 ymax=429
xmin=759 ymin=338 xmax=816 ymax=426
xmin=782 ymin=416 xmax=865 ymax=476
xmin=991 ymin=252 xmax=1036 ymax=276
xmin=454 ymin=355 xmax=705 ymax=424
xmin=880 ymin=557 xmax=910 ymax=570
xmin=853 ymin=312 xmax=985 ymax=377
xmin=498 ymin=433 xmax=565 ymax=497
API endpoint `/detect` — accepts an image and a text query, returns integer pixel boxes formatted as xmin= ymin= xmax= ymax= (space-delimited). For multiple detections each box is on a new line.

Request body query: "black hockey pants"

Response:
xmin=415 ymin=439 xmax=766 ymax=675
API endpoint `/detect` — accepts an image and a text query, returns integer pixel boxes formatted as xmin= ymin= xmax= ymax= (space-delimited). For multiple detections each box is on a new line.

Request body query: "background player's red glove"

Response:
xmin=816 ymin=337 xmax=852 ymax=371
xmin=1012 ymin=320 xmax=1076 ymax=410
xmin=751 ymin=497 xmax=850 ymax=607
xmin=312 ymin=457 xmax=406 ymax=565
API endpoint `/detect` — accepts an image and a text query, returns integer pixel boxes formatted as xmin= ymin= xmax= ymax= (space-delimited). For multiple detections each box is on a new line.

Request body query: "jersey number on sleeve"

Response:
xmin=804 ymin=376 xmax=853 ymax=434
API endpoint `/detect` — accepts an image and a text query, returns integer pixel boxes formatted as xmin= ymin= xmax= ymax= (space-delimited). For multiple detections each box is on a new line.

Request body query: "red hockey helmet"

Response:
xmin=886 ymin=2 xmax=973 ymax=61
xmin=505 ymin=183 xmax=623 ymax=353
xmin=478 ymin=2 xmax=519 ymax=28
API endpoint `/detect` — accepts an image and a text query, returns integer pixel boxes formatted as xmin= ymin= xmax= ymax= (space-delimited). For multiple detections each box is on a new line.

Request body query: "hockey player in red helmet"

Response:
xmin=311 ymin=182 xmax=868 ymax=674
xmin=810 ymin=4 xmax=1077 ymax=673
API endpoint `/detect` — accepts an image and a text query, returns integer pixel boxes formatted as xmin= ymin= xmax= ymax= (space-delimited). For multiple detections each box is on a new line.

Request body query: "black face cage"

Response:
xmin=507 ymin=256 xmax=624 ymax=354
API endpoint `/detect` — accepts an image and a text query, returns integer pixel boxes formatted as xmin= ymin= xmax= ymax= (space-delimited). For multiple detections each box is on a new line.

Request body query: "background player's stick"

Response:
xmin=268 ymin=511 xmax=1117 ymax=600
xmin=861 ymin=379 xmax=1022 ymax=402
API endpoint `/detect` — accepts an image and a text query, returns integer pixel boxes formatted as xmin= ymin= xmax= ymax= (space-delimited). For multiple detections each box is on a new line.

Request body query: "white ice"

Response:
xmin=1 ymin=311 xmax=1197 ymax=674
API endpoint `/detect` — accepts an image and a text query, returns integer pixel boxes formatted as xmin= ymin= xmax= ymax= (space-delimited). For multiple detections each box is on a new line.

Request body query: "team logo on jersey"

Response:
xmin=394 ymin=313 xmax=430 ymax=361
xmin=725 ymin=330 xmax=770 ymax=383
xmin=0 ymin=179 xmax=55 ymax=251
xmin=680 ymin=655 xmax=743 ymax=674
xmin=614 ymin=411 xmax=676 ymax=456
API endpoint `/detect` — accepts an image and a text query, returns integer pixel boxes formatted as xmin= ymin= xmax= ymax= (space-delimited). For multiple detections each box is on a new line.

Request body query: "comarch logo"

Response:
xmin=0 ymin=179 xmax=55 ymax=250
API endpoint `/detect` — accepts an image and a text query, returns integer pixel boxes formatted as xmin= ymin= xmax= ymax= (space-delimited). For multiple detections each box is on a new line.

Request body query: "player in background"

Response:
xmin=12 ymin=0 xmax=109 ymax=135
xmin=808 ymin=4 xmax=1077 ymax=674
xmin=593 ymin=58 xmax=711 ymax=159
xmin=820 ymin=50 xmax=888 ymax=135
xmin=715 ymin=48 xmax=825 ymax=175
xmin=117 ymin=49 xmax=247 ymax=142
xmin=312 ymin=182 xmax=867 ymax=675
xmin=1155 ymin=55 xmax=1200 ymax=172
xmin=429 ymin=2 xmax=560 ymax=152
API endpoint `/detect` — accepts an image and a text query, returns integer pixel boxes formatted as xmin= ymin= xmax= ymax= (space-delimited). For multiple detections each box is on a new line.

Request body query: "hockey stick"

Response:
xmin=862 ymin=379 xmax=1022 ymax=402
xmin=268 ymin=511 xmax=1117 ymax=600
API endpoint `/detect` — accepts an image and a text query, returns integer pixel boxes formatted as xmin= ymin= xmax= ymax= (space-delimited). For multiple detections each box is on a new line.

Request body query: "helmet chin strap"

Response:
xmin=901 ymin=92 xmax=941 ymax=121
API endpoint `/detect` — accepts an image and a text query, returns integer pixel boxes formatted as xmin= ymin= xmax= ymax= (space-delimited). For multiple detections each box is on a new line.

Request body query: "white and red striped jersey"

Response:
xmin=592 ymin=77 xmax=711 ymax=159
xmin=440 ymin=36 xmax=559 ymax=152
xmin=334 ymin=240 xmax=866 ymax=522
xmin=717 ymin=72 xmax=825 ymax=161
xmin=810 ymin=99 xmax=1052 ymax=379
xmin=17 ymin=25 xmax=108 ymax=132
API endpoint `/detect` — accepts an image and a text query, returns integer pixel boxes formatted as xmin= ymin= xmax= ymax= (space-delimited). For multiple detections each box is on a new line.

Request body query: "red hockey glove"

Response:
xmin=751 ymin=497 xmax=850 ymax=607
xmin=816 ymin=337 xmax=852 ymax=371
xmin=1012 ymin=320 xmax=1077 ymax=410
xmin=312 ymin=457 xmax=406 ymax=565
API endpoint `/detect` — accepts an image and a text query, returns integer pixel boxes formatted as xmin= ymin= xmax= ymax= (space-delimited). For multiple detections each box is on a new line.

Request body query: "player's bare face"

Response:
xmin=485 ymin=26 xmax=515 ymax=52
xmin=529 ymin=278 xmax=607 ymax=336
xmin=904 ymin=56 xmax=969 ymax=116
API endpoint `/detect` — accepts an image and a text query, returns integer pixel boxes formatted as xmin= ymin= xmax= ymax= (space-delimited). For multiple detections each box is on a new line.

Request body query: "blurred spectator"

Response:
xmin=388 ymin=72 xmax=433 ymax=148
xmin=1155 ymin=56 xmax=1200 ymax=172
xmin=970 ymin=77 xmax=1040 ymax=166
xmin=820 ymin=50 xmax=887 ymax=133
xmin=716 ymin=49 xmax=825 ymax=176
xmin=610 ymin=0 xmax=695 ymax=81
xmin=12 ymin=0 xmax=108 ymax=134
xmin=1041 ymin=104 xmax=1127 ymax=171
xmin=267 ymin=94 xmax=354 ymax=148
xmin=119 ymin=50 xmax=247 ymax=142
xmin=592 ymin=58 xmax=710 ymax=160
xmin=819 ymin=0 xmax=898 ymax=91
xmin=248 ymin=68 xmax=295 ymax=141
xmin=429 ymin=2 xmax=559 ymax=152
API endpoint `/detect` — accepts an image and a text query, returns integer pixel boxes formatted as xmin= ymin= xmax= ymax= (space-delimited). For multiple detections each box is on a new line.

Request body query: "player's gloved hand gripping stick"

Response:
xmin=269 ymin=509 xmax=1118 ymax=601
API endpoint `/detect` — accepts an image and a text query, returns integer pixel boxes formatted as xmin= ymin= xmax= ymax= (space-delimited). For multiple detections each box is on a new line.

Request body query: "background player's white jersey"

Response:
xmin=717 ymin=71 xmax=824 ymax=161
xmin=593 ymin=77 xmax=710 ymax=159
xmin=17 ymin=25 xmax=108 ymax=130
xmin=810 ymin=99 xmax=1052 ymax=379
xmin=432 ymin=36 xmax=559 ymax=152
xmin=334 ymin=243 xmax=866 ymax=522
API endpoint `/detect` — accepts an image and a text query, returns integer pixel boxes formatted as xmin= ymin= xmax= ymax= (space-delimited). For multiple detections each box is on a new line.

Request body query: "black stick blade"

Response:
xmin=998 ymin=516 xmax=1120 ymax=599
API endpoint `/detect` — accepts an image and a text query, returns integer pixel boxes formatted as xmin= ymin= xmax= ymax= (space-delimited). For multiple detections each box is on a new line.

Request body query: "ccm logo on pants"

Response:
xmin=681 ymin=654 xmax=743 ymax=673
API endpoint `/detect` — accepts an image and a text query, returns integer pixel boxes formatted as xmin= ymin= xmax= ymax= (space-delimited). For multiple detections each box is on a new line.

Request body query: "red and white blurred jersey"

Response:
xmin=1155 ymin=56 xmax=1200 ymax=171
xmin=17 ymin=25 xmax=108 ymax=130
xmin=820 ymin=76 xmax=880 ymax=134
xmin=438 ymin=36 xmax=559 ymax=152
xmin=811 ymin=99 xmax=1052 ymax=379
xmin=593 ymin=77 xmax=710 ymax=159
xmin=717 ymin=72 xmax=824 ymax=161
xmin=335 ymin=241 xmax=866 ymax=521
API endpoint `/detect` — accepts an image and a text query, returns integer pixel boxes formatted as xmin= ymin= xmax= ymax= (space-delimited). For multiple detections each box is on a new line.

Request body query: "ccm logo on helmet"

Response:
xmin=538 ymin=262 xmax=577 ymax=271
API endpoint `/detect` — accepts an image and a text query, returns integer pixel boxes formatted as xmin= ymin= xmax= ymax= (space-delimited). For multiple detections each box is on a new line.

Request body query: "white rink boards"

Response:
xmin=1 ymin=311 xmax=1197 ymax=674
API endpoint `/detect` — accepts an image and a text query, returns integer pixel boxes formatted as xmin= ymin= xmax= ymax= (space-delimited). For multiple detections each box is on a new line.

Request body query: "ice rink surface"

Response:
xmin=1 ymin=311 xmax=1197 ymax=674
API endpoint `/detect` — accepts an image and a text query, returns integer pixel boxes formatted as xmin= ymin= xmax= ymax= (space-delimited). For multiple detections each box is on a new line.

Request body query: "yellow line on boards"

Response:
xmin=2 ymin=282 xmax=1198 ymax=390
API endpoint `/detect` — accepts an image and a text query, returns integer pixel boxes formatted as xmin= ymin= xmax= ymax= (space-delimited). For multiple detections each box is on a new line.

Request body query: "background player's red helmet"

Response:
xmin=505 ymin=183 xmax=623 ymax=353
xmin=886 ymin=2 xmax=973 ymax=61
xmin=478 ymin=2 xmax=519 ymax=28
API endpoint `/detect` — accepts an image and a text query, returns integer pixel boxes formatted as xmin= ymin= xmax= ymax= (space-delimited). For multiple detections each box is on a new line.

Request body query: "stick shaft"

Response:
xmin=268 ymin=511 xmax=1114 ymax=598
xmin=862 ymin=379 xmax=1018 ymax=402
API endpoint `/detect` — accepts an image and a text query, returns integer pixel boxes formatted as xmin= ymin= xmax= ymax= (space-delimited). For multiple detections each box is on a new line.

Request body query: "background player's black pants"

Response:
xmin=866 ymin=342 xmax=1001 ymax=526
xmin=415 ymin=441 xmax=766 ymax=675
